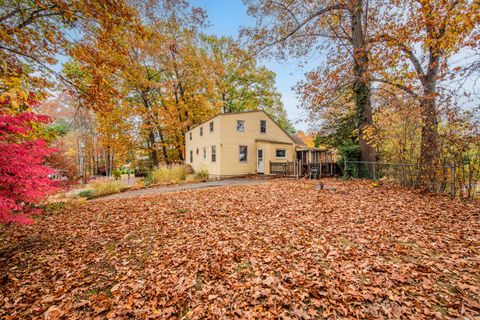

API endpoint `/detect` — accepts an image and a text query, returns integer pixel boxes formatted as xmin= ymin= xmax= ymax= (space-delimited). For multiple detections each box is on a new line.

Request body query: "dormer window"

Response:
xmin=200 ymin=126 xmax=203 ymax=136
xmin=236 ymin=120 xmax=245 ymax=132
xmin=260 ymin=120 xmax=266 ymax=134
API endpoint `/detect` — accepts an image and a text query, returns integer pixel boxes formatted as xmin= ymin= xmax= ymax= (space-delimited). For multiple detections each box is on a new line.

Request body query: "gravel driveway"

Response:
xmin=96 ymin=178 xmax=268 ymax=201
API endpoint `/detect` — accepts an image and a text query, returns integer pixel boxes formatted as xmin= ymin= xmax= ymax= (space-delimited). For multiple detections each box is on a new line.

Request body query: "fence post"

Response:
xmin=295 ymin=160 xmax=298 ymax=180
xmin=450 ymin=162 xmax=456 ymax=199
xmin=373 ymin=163 xmax=376 ymax=180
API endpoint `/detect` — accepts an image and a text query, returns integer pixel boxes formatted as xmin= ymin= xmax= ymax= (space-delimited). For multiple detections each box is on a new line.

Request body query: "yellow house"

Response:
xmin=185 ymin=110 xmax=296 ymax=177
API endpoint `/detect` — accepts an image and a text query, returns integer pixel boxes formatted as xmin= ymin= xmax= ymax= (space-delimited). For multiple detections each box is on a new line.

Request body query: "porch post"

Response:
xmin=319 ymin=159 xmax=322 ymax=178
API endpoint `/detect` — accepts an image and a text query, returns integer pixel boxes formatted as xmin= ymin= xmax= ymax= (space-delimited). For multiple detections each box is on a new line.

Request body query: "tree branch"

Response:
xmin=271 ymin=3 xmax=347 ymax=45
xmin=371 ymin=77 xmax=419 ymax=99
xmin=376 ymin=34 xmax=426 ymax=83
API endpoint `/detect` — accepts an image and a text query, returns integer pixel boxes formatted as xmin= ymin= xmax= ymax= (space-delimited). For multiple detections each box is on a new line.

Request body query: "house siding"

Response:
xmin=185 ymin=117 xmax=221 ymax=176
xmin=218 ymin=111 xmax=295 ymax=176
xmin=185 ymin=110 xmax=295 ymax=177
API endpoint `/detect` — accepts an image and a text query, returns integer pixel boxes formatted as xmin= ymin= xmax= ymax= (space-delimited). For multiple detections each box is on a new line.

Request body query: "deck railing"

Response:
xmin=270 ymin=161 xmax=295 ymax=175
xmin=269 ymin=161 xmax=340 ymax=178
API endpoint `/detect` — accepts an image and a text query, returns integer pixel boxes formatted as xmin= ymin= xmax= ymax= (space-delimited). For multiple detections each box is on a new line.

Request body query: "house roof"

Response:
xmin=291 ymin=134 xmax=307 ymax=147
xmin=187 ymin=109 xmax=297 ymax=144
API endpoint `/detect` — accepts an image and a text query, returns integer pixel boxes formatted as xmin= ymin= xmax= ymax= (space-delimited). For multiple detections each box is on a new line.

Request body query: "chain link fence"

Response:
xmin=344 ymin=157 xmax=480 ymax=199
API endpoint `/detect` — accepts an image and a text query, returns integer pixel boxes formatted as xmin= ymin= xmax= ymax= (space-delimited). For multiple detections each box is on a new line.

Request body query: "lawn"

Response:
xmin=0 ymin=179 xmax=479 ymax=319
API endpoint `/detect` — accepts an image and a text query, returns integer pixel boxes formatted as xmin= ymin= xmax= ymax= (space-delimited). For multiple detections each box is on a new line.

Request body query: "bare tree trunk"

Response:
xmin=350 ymin=0 xmax=377 ymax=172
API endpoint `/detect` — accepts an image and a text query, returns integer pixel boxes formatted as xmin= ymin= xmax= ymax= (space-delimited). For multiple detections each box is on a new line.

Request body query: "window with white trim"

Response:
xmin=211 ymin=145 xmax=216 ymax=162
xmin=260 ymin=120 xmax=266 ymax=134
xmin=239 ymin=145 xmax=248 ymax=162
xmin=276 ymin=149 xmax=287 ymax=158
xmin=236 ymin=120 xmax=245 ymax=132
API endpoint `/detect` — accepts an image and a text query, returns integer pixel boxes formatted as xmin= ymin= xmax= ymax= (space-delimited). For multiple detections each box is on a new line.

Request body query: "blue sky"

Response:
xmin=191 ymin=0 xmax=312 ymax=131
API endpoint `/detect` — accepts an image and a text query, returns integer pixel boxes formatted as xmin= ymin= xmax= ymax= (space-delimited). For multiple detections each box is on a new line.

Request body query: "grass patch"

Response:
xmin=78 ymin=181 xmax=130 ymax=199
xmin=78 ymin=190 xmax=94 ymax=199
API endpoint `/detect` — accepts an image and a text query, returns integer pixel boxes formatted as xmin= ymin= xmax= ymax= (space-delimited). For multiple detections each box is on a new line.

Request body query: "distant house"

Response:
xmin=185 ymin=110 xmax=338 ymax=178
xmin=185 ymin=110 xmax=296 ymax=177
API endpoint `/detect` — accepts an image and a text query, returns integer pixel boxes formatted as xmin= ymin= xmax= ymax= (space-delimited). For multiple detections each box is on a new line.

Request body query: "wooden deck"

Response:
xmin=270 ymin=161 xmax=340 ymax=178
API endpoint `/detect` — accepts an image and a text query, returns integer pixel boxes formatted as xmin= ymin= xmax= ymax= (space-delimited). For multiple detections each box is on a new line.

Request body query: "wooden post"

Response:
xmin=319 ymin=159 xmax=322 ymax=178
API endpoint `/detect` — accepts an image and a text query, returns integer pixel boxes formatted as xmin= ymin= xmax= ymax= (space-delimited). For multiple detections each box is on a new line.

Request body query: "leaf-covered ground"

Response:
xmin=1 ymin=179 xmax=479 ymax=319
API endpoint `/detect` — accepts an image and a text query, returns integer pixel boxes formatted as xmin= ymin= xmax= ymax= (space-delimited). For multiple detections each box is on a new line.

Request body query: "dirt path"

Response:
xmin=96 ymin=178 xmax=268 ymax=200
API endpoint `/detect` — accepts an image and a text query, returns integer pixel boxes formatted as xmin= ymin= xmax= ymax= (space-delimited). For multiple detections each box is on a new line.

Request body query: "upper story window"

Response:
xmin=236 ymin=120 xmax=245 ymax=132
xmin=190 ymin=150 xmax=193 ymax=163
xmin=260 ymin=120 xmax=267 ymax=134
xmin=276 ymin=149 xmax=287 ymax=158
xmin=210 ymin=121 xmax=214 ymax=133
xmin=211 ymin=145 xmax=216 ymax=162
xmin=189 ymin=132 xmax=192 ymax=140
xmin=203 ymin=147 xmax=207 ymax=159
xmin=200 ymin=126 xmax=203 ymax=136
xmin=239 ymin=145 xmax=248 ymax=162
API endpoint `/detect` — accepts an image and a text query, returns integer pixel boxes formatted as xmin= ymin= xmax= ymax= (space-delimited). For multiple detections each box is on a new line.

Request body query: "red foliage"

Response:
xmin=0 ymin=112 xmax=57 ymax=224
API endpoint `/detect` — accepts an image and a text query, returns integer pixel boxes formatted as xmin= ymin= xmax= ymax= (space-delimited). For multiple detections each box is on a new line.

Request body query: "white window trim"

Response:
xmin=260 ymin=120 xmax=267 ymax=134
xmin=239 ymin=145 xmax=248 ymax=163
xmin=236 ymin=120 xmax=245 ymax=133
xmin=211 ymin=145 xmax=216 ymax=163
xmin=275 ymin=148 xmax=287 ymax=159
xmin=210 ymin=121 xmax=214 ymax=133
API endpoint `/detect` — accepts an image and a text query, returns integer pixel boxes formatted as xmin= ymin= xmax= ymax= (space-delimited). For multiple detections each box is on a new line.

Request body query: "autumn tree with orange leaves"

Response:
xmin=373 ymin=0 xmax=479 ymax=169
xmin=66 ymin=1 xmax=294 ymax=166
xmin=243 ymin=0 xmax=383 ymax=168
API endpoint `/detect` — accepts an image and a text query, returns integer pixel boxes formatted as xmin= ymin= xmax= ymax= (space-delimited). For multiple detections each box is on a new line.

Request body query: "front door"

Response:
xmin=257 ymin=149 xmax=264 ymax=174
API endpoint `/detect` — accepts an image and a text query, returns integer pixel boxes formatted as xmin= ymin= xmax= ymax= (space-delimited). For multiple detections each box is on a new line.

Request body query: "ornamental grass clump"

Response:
xmin=150 ymin=165 xmax=188 ymax=185
xmin=91 ymin=181 xmax=129 ymax=197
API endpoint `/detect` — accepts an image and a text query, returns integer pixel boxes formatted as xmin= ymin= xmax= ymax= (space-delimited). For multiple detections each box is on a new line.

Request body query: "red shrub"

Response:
xmin=0 ymin=112 xmax=57 ymax=224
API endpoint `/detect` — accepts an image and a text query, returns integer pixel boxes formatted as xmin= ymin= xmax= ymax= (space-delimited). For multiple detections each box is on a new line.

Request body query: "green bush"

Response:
xmin=78 ymin=190 xmax=94 ymax=199
xmin=112 ymin=169 xmax=122 ymax=180
xmin=150 ymin=165 xmax=188 ymax=185
xmin=338 ymin=141 xmax=361 ymax=179
xmin=92 ymin=181 xmax=128 ymax=197
xmin=195 ymin=169 xmax=209 ymax=181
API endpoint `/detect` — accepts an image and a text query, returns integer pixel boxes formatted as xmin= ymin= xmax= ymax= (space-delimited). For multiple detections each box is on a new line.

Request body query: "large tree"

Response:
xmin=373 ymin=0 xmax=479 ymax=168
xmin=67 ymin=3 xmax=296 ymax=165
xmin=243 ymin=0 xmax=379 ymax=164
xmin=0 ymin=0 xmax=137 ymax=91
xmin=203 ymin=35 xmax=296 ymax=134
